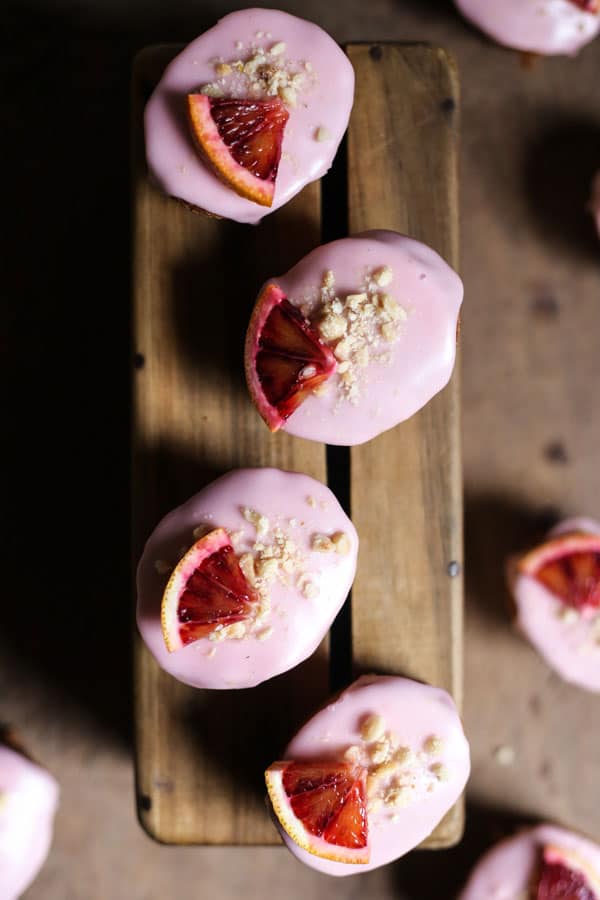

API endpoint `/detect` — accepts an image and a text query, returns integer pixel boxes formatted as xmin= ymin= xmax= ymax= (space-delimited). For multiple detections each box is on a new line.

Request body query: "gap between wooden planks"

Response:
xmin=132 ymin=42 xmax=463 ymax=847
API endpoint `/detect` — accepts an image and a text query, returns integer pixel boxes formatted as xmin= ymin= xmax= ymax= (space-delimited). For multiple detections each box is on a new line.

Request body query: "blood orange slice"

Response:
xmin=518 ymin=532 xmax=600 ymax=612
xmin=569 ymin=0 xmax=598 ymax=12
xmin=265 ymin=760 xmax=369 ymax=864
xmin=537 ymin=845 xmax=600 ymax=899
xmin=245 ymin=283 xmax=337 ymax=431
xmin=187 ymin=95 xmax=289 ymax=207
xmin=161 ymin=527 xmax=258 ymax=652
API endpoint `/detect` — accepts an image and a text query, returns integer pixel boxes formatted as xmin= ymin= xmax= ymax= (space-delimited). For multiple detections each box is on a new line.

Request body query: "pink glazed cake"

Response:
xmin=136 ymin=468 xmax=358 ymax=689
xmin=0 ymin=743 xmax=59 ymax=900
xmin=265 ymin=675 xmax=470 ymax=876
xmin=454 ymin=0 xmax=600 ymax=55
xmin=509 ymin=517 xmax=600 ymax=692
xmin=144 ymin=9 xmax=354 ymax=223
xmin=459 ymin=824 xmax=600 ymax=899
xmin=245 ymin=231 xmax=463 ymax=446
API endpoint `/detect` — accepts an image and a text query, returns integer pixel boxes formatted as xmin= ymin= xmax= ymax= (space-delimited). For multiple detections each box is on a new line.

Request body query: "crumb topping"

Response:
xmin=298 ymin=266 xmax=409 ymax=407
xmin=344 ymin=716 xmax=449 ymax=818
xmin=198 ymin=39 xmax=317 ymax=109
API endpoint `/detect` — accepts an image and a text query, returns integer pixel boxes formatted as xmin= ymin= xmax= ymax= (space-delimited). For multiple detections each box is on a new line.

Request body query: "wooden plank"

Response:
xmin=131 ymin=46 xmax=328 ymax=845
xmin=132 ymin=42 xmax=463 ymax=848
xmin=347 ymin=44 xmax=463 ymax=848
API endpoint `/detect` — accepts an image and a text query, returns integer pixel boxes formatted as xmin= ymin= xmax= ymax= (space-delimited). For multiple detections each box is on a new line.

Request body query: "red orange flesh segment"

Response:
xmin=517 ymin=532 xmax=600 ymax=611
xmin=265 ymin=760 xmax=369 ymax=864
xmin=245 ymin=283 xmax=337 ymax=432
xmin=569 ymin=0 xmax=598 ymax=12
xmin=187 ymin=95 xmax=289 ymax=206
xmin=160 ymin=527 xmax=258 ymax=652
xmin=537 ymin=846 xmax=600 ymax=900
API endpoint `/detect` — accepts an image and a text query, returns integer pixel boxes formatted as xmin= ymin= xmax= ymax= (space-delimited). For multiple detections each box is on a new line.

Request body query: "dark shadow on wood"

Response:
xmin=464 ymin=490 xmax=563 ymax=627
xmin=523 ymin=115 xmax=600 ymax=263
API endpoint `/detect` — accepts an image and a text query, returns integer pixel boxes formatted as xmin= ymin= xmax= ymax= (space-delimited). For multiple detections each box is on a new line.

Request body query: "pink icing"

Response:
xmin=0 ymin=745 xmax=59 ymax=900
xmin=261 ymin=230 xmax=462 ymax=446
xmin=144 ymin=9 xmax=354 ymax=224
xmin=512 ymin=518 xmax=600 ymax=693
xmin=454 ymin=0 xmax=600 ymax=55
xmin=274 ymin=675 xmax=470 ymax=876
xmin=136 ymin=468 xmax=358 ymax=689
xmin=459 ymin=824 xmax=600 ymax=899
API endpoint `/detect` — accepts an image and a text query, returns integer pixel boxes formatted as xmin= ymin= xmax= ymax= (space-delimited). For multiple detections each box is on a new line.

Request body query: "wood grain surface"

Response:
xmin=132 ymin=46 xmax=328 ymax=845
xmin=347 ymin=44 xmax=463 ymax=848
xmin=132 ymin=43 xmax=463 ymax=847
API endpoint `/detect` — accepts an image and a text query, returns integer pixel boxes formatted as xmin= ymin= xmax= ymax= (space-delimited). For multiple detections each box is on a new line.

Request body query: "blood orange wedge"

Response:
xmin=187 ymin=95 xmax=289 ymax=207
xmin=537 ymin=845 xmax=600 ymax=899
xmin=569 ymin=0 xmax=598 ymax=12
xmin=245 ymin=283 xmax=337 ymax=431
xmin=265 ymin=760 xmax=369 ymax=864
xmin=518 ymin=533 xmax=600 ymax=612
xmin=161 ymin=527 xmax=258 ymax=652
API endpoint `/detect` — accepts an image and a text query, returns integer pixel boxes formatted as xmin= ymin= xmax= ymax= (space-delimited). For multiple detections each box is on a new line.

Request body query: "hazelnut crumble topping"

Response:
xmin=299 ymin=266 xmax=409 ymax=407
xmin=198 ymin=39 xmax=317 ymax=109
xmin=346 ymin=713 xmax=451 ymax=818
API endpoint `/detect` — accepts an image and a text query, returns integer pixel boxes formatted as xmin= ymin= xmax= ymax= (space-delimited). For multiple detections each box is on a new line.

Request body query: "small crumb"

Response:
xmin=241 ymin=506 xmax=269 ymax=536
xmin=423 ymin=735 xmax=444 ymax=755
xmin=394 ymin=746 xmax=414 ymax=766
xmin=355 ymin=346 xmax=369 ymax=368
xmin=289 ymin=518 xmax=298 ymax=527
xmin=270 ymin=41 xmax=286 ymax=56
xmin=154 ymin=559 xmax=172 ymax=575
xmin=344 ymin=745 xmax=361 ymax=762
xmin=304 ymin=60 xmax=313 ymax=71
xmin=373 ymin=265 xmax=393 ymax=287
xmin=430 ymin=762 xmax=450 ymax=782
xmin=255 ymin=30 xmax=264 ymax=38
xmin=256 ymin=557 xmax=279 ymax=581
xmin=319 ymin=312 xmax=347 ymax=342
xmin=384 ymin=786 xmax=412 ymax=808
xmin=306 ymin=495 xmax=317 ymax=508
xmin=315 ymin=126 xmax=331 ymax=142
xmin=322 ymin=269 xmax=335 ymax=289
xmin=334 ymin=338 xmax=352 ymax=361
xmin=224 ymin=622 xmax=247 ymax=640
xmin=279 ymin=85 xmax=296 ymax=106
xmin=360 ymin=714 xmax=386 ymax=742
xmin=209 ymin=627 xmax=226 ymax=643
xmin=239 ymin=553 xmax=258 ymax=587
xmin=200 ymin=83 xmax=224 ymax=98
xmin=370 ymin=742 xmax=392 ymax=766
xmin=381 ymin=322 xmax=397 ymax=343
xmin=391 ymin=814 xmax=400 ymax=823
xmin=300 ymin=579 xmax=319 ymax=599
xmin=313 ymin=383 xmax=330 ymax=397
xmin=205 ymin=647 xmax=217 ymax=659
xmin=235 ymin=40 xmax=243 ymax=50
xmin=494 ymin=745 xmax=516 ymax=767
xmin=311 ymin=533 xmax=334 ymax=553
xmin=331 ymin=531 xmax=351 ymax=555
xmin=256 ymin=626 xmax=274 ymax=641
xmin=558 ymin=606 xmax=579 ymax=624
xmin=215 ymin=62 xmax=232 ymax=77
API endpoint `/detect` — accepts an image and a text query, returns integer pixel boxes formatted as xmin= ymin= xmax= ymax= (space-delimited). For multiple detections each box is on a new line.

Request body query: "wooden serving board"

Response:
xmin=132 ymin=43 xmax=462 ymax=847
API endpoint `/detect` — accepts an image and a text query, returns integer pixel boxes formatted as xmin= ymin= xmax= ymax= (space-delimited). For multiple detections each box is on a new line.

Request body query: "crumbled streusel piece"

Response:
xmin=360 ymin=714 xmax=386 ymax=743
xmin=311 ymin=533 xmax=334 ymax=553
xmin=331 ymin=531 xmax=351 ymax=555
